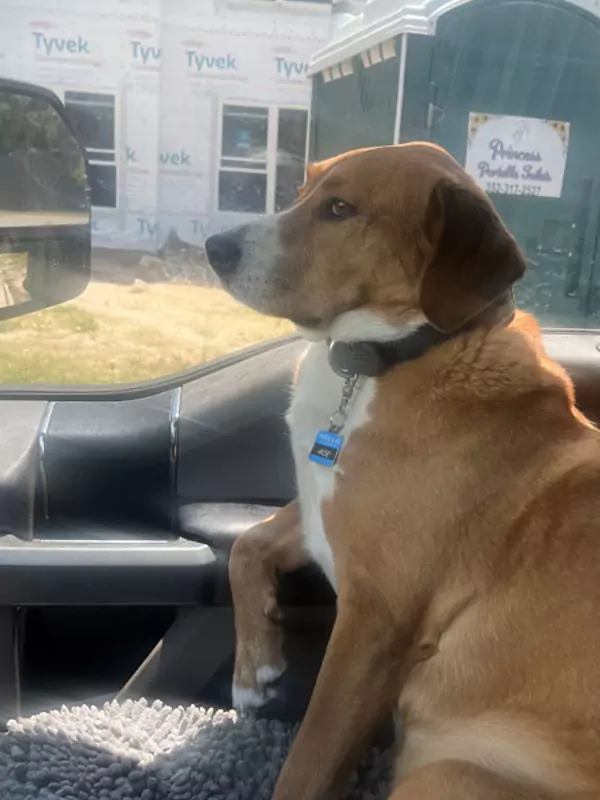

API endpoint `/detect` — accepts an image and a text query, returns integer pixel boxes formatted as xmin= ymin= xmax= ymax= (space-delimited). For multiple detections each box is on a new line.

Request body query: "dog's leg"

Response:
xmin=272 ymin=592 xmax=402 ymax=800
xmin=229 ymin=501 xmax=309 ymax=712
xmin=388 ymin=760 xmax=573 ymax=800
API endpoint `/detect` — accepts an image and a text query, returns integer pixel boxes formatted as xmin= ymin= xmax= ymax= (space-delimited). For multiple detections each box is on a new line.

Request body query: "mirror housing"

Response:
xmin=0 ymin=79 xmax=91 ymax=321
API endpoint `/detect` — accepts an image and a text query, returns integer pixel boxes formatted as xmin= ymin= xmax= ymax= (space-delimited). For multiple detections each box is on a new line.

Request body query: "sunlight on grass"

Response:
xmin=0 ymin=281 xmax=294 ymax=385
xmin=1 ymin=305 xmax=100 ymax=335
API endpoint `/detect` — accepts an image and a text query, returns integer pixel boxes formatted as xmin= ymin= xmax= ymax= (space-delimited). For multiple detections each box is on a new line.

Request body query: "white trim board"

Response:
xmin=309 ymin=0 xmax=600 ymax=76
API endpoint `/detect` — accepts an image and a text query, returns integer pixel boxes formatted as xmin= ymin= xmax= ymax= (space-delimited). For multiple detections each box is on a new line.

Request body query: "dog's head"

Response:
xmin=206 ymin=144 xmax=526 ymax=339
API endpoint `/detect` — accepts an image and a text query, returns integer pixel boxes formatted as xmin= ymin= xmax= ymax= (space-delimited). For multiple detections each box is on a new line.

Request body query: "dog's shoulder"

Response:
xmin=444 ymin=311 xmax=580 ymax=415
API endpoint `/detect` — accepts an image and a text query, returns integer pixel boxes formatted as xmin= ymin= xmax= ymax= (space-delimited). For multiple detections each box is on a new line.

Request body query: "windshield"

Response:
xmin=1 ymin=0 xmax=598 ymax=387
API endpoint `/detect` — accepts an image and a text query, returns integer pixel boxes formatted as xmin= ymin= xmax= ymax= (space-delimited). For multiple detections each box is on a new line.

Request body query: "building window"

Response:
xmin=64 ymin=91 xmax=117 ymax=208
xmin=218 ymin=104 xmax=308 ymax=213
xmin=219 ymin=105 xmax=268 ymax=213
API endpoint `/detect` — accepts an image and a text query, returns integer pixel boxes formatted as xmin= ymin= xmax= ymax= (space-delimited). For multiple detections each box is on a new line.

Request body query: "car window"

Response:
xmin=1 ymin=0 xmax=599 ymax=388
xmin=0 ymin=2 xmax=329 ymax=386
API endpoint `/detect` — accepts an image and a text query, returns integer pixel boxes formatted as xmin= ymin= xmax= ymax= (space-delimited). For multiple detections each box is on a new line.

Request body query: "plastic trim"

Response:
xmin=36 ymin=402 xmax=54 ymax=522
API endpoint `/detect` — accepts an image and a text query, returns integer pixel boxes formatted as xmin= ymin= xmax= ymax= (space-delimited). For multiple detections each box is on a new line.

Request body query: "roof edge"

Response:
xmin=308 ymin=0 xmax=600 ymax=75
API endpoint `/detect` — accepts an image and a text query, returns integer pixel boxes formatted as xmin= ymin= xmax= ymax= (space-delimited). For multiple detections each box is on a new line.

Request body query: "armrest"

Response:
xmin=178 ymin=502 xmax=278 ymax=552
xmin=0 ymin=532 xmax=215 ymax=605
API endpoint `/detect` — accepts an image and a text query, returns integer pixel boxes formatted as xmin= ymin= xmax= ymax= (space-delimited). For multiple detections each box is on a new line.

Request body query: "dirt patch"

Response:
xmin=91 ymin=230 xmax=216 ymax=286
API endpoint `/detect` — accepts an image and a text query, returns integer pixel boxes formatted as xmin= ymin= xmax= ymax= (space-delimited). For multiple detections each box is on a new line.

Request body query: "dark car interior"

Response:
xmin=0 ymin=338 xmax=338 ymax=728
xmin=1 ymin=329 xmax=600 ymax=731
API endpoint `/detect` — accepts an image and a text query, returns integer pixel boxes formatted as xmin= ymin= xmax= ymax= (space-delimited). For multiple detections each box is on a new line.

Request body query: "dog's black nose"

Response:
xmin=205 ymin=233 xmax=242 ymax=275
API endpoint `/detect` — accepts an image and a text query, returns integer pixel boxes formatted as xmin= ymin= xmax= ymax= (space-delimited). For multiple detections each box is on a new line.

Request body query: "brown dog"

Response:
xmin=206 ymin=143 xmax=600 ymax=800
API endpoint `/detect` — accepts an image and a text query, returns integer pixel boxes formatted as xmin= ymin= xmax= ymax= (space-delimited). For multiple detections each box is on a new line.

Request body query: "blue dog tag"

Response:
xmin=309 ymin=430 xmax=344 ymax=467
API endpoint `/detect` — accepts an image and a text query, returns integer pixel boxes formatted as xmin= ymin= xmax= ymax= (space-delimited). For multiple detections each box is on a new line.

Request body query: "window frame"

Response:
xmin=216 ymin=101 xmax=309 ymax=215
xmin=0 ymin=334 xmax=299 ymax=400
xmin=60 ymin=88 xmax=119 ymax=210
xmin=217 ymin=102 xmax=271 ymax=214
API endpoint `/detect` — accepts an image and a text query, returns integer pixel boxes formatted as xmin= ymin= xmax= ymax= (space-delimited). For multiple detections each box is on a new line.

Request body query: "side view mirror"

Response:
xmin=0 ymin=79 xmax=91 ymax=321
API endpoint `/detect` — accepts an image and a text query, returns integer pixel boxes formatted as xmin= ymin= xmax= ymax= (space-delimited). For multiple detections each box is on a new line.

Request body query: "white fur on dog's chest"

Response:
xmin=287 ymin=343 xmax=375 ymax=591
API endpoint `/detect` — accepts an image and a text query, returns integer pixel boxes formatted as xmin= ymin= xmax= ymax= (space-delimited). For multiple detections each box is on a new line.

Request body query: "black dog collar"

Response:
xmin=327 ymin=325 xmax=452 ymax=378
xmin=327 ymin=294 xmax=515 ymax=378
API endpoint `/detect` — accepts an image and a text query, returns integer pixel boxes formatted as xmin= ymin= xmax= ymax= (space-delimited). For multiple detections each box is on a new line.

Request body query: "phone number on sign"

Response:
xmin=485 ymin=182 xmax=541 ymax=196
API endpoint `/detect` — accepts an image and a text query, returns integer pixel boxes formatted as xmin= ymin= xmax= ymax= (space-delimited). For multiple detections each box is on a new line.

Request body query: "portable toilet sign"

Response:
xmin=465 ymin=114 xmax=570 ymax=199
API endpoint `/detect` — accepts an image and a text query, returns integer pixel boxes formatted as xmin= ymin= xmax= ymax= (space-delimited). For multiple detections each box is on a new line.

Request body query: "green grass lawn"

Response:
xmin=0 ymin=280 xmax=293 ymax=385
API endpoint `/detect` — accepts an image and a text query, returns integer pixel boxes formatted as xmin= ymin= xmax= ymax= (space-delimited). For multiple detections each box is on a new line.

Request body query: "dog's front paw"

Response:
xmin=232 ymin=645 xmax=287 ymax=714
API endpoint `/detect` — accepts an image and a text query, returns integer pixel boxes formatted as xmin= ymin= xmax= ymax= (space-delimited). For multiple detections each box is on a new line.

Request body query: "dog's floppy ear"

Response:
xmin=419 ymin=178 xmax=526 ymax=333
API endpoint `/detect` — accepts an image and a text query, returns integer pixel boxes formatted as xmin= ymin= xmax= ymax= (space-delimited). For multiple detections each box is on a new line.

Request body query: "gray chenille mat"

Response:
xmin=0 ymin=699 xmax=393 ymax=799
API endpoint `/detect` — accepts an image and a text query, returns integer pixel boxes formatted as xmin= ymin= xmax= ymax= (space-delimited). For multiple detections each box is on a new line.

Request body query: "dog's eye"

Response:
xmin=324 ymin=198 xmax=356 ymax=221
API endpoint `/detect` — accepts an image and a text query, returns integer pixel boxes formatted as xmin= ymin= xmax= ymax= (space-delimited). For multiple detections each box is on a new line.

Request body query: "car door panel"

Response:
xmin=0 ymin=401 xmax=47 ymax=540
xmin=22 ymin=341 xmax=302 ymax=539
xmin=177 ymin=339 xmax=303 ymax=505
xmin=42 ymin=393 xmax=174 ymax=527
xmin=0 ymin=532 xmax=215 ymax=606
xmin=179 ymin=502 xmax=278 ymax=551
